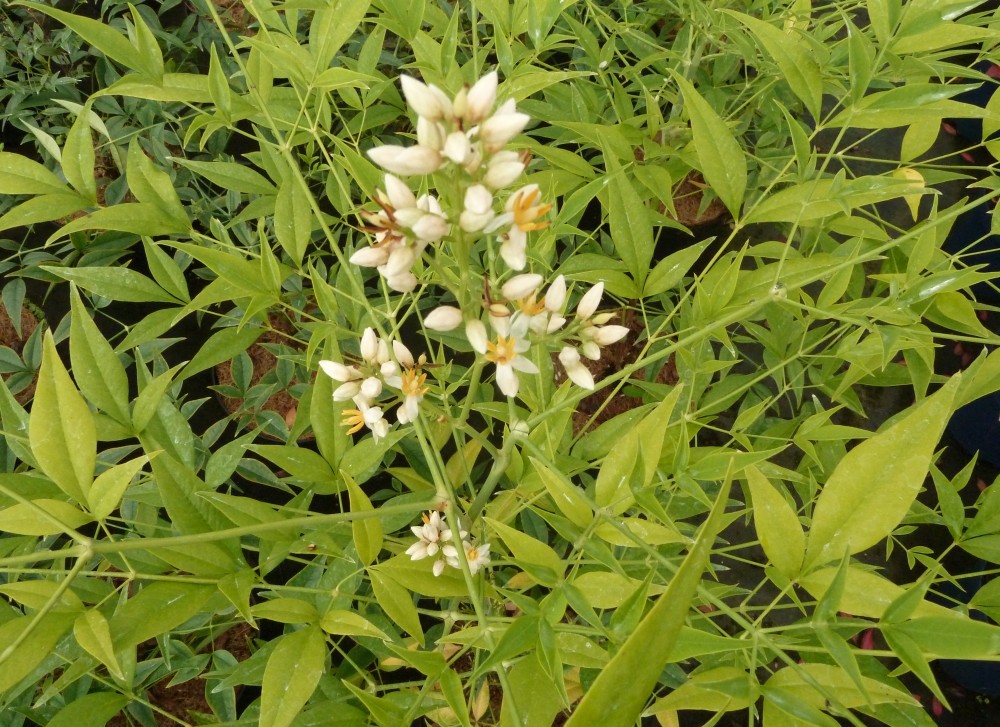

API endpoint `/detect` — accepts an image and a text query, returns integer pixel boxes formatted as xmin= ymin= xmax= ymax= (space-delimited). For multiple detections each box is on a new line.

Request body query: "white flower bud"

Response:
xmin=581 ymin=341 xmax=601 ymax=360
xmin=410 ymin=214 xmax=449 ymax=243
xmin=416 ymin=116 xmax=446 ymax=151
xmin=465 ymin=72 xmax=498 ymax=123
xmin=333 ymin=380 xmax=361 ymax=401
xmin=465 ymin=185 xmax=493 ymax=214
xmin=484 ymin=157 xmax=525 ymax=189
xmin=466 ymin=319 xmax=489 ymax=354
xmin=385 ymin=271 xmax=418 ymax=292
xmin=559 ymin=346 xmax=595 ymax=390
xmin=545 ymin=275 xmax=566 ymax=312
xmin=367 ymin=145 xmax=443 ymax=176
xmin=400 ymin=75 xmax=448 ymax=120
xmin=385 ymin=246 xmax=416 ymax=277
xmin=392 ymin=340 xmax=415 ymax=368
xmin=443 ymin=131 xmax=473 ymax=165
xmin=593 ymin=325 xmax=629 ymax=346
xmin=350 ymin=246 xmax=389 ymax=268
xmin=319 ymin=360 xmax=358 ymax=382
xmin=360 ymin=376 xmax=383 ymax=400
xmin=382 ymin=174 xmax=416 ymax=210
xmin=361 ymin=328 xmax=379 ymax=362
xmin=480 ymin=103 xmax=530 ymax=149
xmin=502 ymin=273 xmax=543 ymax=301
xmin=577 ymin=282 xmax=604 ymax=320
xmin=425 ymin=306 xmax=463 ymax=331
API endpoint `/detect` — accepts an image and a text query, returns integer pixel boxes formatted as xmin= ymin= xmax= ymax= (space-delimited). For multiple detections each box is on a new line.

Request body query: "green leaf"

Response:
xmin=62 ymin=106 xmax=97 ymax=202
xmin=0 ymin=580 xmax=81 ymax=611
xmin=890 ymin=616 xmax=1000 ymax=659
xmin=251 ymin=598 xmax=320 ymax=625
xmin=673 ymin=75 xmax=747 ymax=218
xmin=882 ymin=628 xmax=949 ymax=709
xmin=14 ymin=2 xmax=141 ymax=70
xmin=110 ymin=582 xmax=215 ymax=650
xmin=143 ymin=239 xmax=190 ymax=302
xmin=345 ymin=471 xmax=382 ymax=567
xmin=643 ymin=239 xmax=712 ymax=297
xmin=274 ymin=180 xmax=311 ymax=265
xmin=29 ymin=331 xmax=95 ymax=504
xmin=47 ymin=203 xmax=190 ymax=242
xmin=726 ymin=11 xmax=822 ymax=118
xmin=69 ymin=286 xmax=130 ymax=424
xmin=0 ymin=152 xmax=68 ymax=195
xmin=531 ymin=457 xmax=591 ymax=528
xmin=74 ymin=609 xmax=124 ymax=679
xmin=565 ymin=476 xmax=732 ymax=727
xmin=799 ymin=566 xmax=958 ymax=621
xmin=218 ymin=569 xmax=256 ymax=625
xmin=373 ymin=553 xmax=469 ymax=598
xmin=319 ymin=609 xmax=388 ymax=640
xmin=250 ymin=444 xmax=337 ymax=484
xmin=486 ymin=517 xmax=564 ymax=586
xmin=172 ymin=158 xmax=276 ymax=195
xmin=605 ymin=163 xmax=653 ymax=285
xmin=0 ymin=193 xmax=88 ymax=233
xmin=88 ymin=455 xmax=150 ymax=521
xmin=132 ymin=362 xmax=184 ymax=432
xmin=646 ymin=666 xmax=755 ymax=714
xmin=804 ymin=376 xmax=959 ymax=568
xmin=125 ymin=140 xmax=187 ymax=224
xmin=129 ymin=4 xmax=163 ymax=79
xmin=47 ymin=693 xmax=129 ymax=727
xmin=0 ymin=612 xmax=76 ymax=694
xmin=148 ymin=453 xmax=229 ymax=535
xmin=594 ymin=428 xmax=639 ymax=514
xmin=93 ymin=72 xmax=214 ymax=103
xmin=0 ymin=499 xmax=92 ymax=535
xmin=370 ymin=571 xmax=423 ymax=644
xmin=42 ymin=265 xmax=179 ymax=304
xmin=179 ymin=325 xmax=261 ymax=381
xmin=746 ymin=465 xmax=805 ymax=579
xmin=260 ymin=626 xmax=327 ymax=727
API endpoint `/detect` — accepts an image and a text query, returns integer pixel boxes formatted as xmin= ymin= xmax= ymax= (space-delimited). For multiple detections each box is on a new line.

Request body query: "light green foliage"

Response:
xmin=2 ymin=0 xmax=1000 ymax=725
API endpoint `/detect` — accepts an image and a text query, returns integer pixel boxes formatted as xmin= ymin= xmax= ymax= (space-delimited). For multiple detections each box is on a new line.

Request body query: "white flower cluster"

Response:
xmin=319 ymin=328 xmax=429 ymax=442
xmin=424 ymin=275 xmax=629 ymax=396
xmin=405 ymin=511 xmax=491 ymax=577
xmin=354 ymin=71 xmax=549 ymax=290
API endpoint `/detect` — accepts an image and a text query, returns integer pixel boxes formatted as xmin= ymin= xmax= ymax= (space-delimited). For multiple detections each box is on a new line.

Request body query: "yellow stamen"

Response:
xmin=342 ymin=409 xmax=366 ymax=434
xmin=401 ymin=368 xmax=428 ymax=397
xmin=512 ymin=188 xmax=552 ymax=232
xmin=486 ymin=336 xmax=517 ymax=365
xmin=517 ymin=294 xmax=546 ymax=316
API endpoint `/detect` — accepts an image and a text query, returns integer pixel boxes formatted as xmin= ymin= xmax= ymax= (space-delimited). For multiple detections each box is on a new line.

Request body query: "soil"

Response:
xmin=107 ymin=622 xmax=254 ymax=726
xmin=668 ymin=173 xmax=728 ymax=228
xmin=213 ymin=313 xmax=312 ymax=437
xmin=0 ymin=303 xmax=40 ymax=405
xmin=559 ymin=310 xmax=679 ymax=434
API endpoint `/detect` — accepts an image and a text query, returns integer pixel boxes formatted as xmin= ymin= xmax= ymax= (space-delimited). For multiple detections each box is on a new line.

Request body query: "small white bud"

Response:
xmin=545 ymin=275 xmax=566 ymax=312
xmin=465 ymin=71 xmax=498 ymax=123
xmin=392 ymin=340 xmax=415 ymax=368
xmin=425 ymin=306 xmax=464 ymax=332
xmin=466 ymin=319 xmax=489 ymax=354
xmin=350 ymin=246 xmax=389 ymax=268
xmin=502 ymin=273 xmax=543 ymax=301
xmin=559 ymin=346 xmax=595 ymax=390
xmin=360 ymin=328 xmax=379 ymax=361
xmin=367 ymin=145 xmax=443 ymax=176
xmin=577 ymin=282 xmax=604 ymax=320
xmin=400 ymin=75 xmax=447 ymax=120
xmin=593 ymin=325 xmax=629 ymax=346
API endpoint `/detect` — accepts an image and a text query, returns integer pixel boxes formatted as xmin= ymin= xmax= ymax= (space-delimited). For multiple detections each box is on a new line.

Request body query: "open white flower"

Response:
xmin=342 ymin=401 xmax=389 ymax=442
xmin=469 ymin=314 xmax=538 ymax=398
xmin=444 ymin=540 xmax=492 ymax=575
xmin=405 ymin=511 xmax=444 ymax=560
xmin=559 ymin=346 xmax=595 ymax=390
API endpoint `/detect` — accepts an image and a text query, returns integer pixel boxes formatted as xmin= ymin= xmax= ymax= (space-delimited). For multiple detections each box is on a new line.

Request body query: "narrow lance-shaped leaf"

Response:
xmin=69 ymin=285 xmax=130 ymax=424
xmin=62 ymin=105 xmax=97 ymax=202
xmin=565 ymin=475 xmax=732 ymax=727
xmin=673 ymin=74 xmax=747 ymax=218
xmin=29 ymin=331 xmax=95 ymax=504
xmin=344 ymin=470 xmax=382 ymax=566
xmin=804 ymin=375 xmax=960 ymax=569
xmin=260 ymin=625 xmax=327 ymax=727
xmin=746 ymin=464 xmax=805 ymax=580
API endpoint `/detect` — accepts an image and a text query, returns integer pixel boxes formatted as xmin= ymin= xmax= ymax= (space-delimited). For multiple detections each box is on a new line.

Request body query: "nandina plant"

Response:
xmin=2 ymin=1 xmax=1000 ymax=726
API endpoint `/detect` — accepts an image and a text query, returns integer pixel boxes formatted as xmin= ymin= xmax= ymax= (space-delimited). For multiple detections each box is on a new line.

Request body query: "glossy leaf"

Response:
xmin=179 ymin=325 xmax=261 ymax=381
xmin=74 ymin=609 xmax=124 ymax=679
xmin=320 ymin=609 xmax=389 ymax=640
xmin=274 ymin=180 xmax=311 ymax=266
xmin=606 ymin=161 xmax=653 ymax=285
xmin=531 ymin=457 xmax=591 ymax=528
xmin=565 ymin=477 xmax=731 ymax=727
xmin=0 ymin=152 xmax=68 ymax=195
xmin=60 ymin=110 xmax=97 ymax=202
xmin=728 ymin=11 xmax=822 ymax=118
xmin=673 ymin=75 xmax=746 ymax=217
xmin=0 ymin=611 xmax=76 ymax=694
xmin=486 ymin=517 xmax=564 ymax=586
xmin=370 ymin=571 xmax=423 ymax=644
xmin=0 ymin=499 xmax=92 ymax=535
xmin=746 ymin=465 xmax=805 ymax=579
xmin=69 ymin=285 xmax=130 ymax=424
xmin=15 ymin=2 xmax=141 ymax=69
xmin=260 ymin=626 xmax=327 ymax=727
xmin=47 ymin=693 xmax=129 ymax=727
xmin=804 ymin=376 xmax=959 ymax=568
xmin=88 ymin=455 xmax=150 ymax=521
xmin=799 ymin=566 xmax=958 ymax=620
xmin=345 ymin=471 xmax=382 ymax=566
xmin=110 ymin=582 xmax=215 ymax=650
xmin=42 ymin=266 xmax=178 ymax=304
xmin=29 ymin=331 xmax=95 ymax=504
xmin=173 ymin=158 xmax=275 ymax=195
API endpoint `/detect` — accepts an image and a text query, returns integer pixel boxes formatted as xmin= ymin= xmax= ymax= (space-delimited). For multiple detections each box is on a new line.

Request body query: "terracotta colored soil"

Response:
xmin=0 ymin=304 xmax=39 ymax=405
